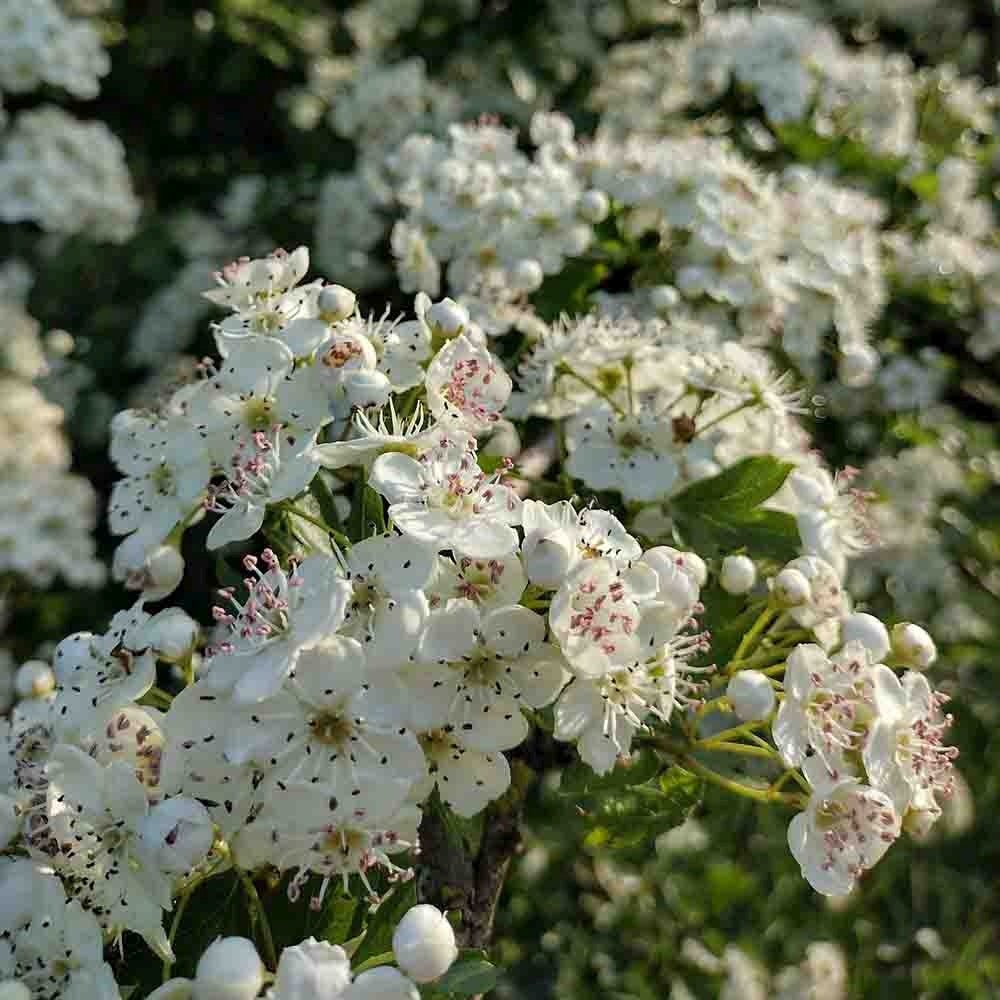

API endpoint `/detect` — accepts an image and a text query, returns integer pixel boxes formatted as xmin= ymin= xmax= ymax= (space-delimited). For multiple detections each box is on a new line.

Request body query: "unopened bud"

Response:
xmin=425 ymin=298 xmax=468 ymax=338
xmin=510 ymin=258 xmax=544 ymax=293
xmin=318 ymin=284 xmax=357 ymax=322
xmin=392 ymin=904 xmax=459 ymax=983
xmin=891 ymin=622 xmax=937 ymax=670
xmin=649 ymin=284 xmax=679 ymax=313
xmin=578 ymin=189 xmax=610 ymax=223
xmin=841 ymin=612 xmax=890 ymax=662
xmin=726 ymin=670 xmax=775 ymax=722
xmin=522 ymin=529 xmax=576 ymax=589
xmin=773 ymin=567 xmax=811 ymax=607
xmin=14 ymin=660 xmax=55 ymax=699
xmin=720 ymin=555 xmax=757 ymax=595
xmin=145 ymin=608 xmax=199 ymax=663
xmin=346 ymin=967 xmax=420 ymax=1000
xmin=140 ymin=797 xmax=213 ymax=874
xmin=273 ymin=938 xmax=351 ymax=998
xmin=194 ymin=937 xmax=263 ymax=1000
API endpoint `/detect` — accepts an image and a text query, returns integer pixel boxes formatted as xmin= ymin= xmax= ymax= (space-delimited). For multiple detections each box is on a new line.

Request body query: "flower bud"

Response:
xmin=346 ymin=967 xmax=420 ymax=1000
xmin=578 ymin=189 xmax=610 ymax=223
xmin=838 ymin=344 xmax=879 ymax=388
xmin=318 ymin=284 xmax=357 ymax=322
xmin=145 ymin=608 xmax=199 ymax=663
xmin=14 ymin=659 xmax=55 ymax=699
xmin=344 ymin=370 xmax=392 ymax=410
xmin=425 ymin=298 xmax=468 ymax=338
xmin=891 ymin=622 xmax=937 ymax=670
xmin=116 ymin=539 xmax=185 ymax=602
xmin=0 ymin=982 xmax=30 ymax=1000
xmin=273 ymin=938 xmax=351 ymax=1000
xmin=726 ymin=670 xmax=775 ymax=721
xmin=510 ymin=258 xmax=544 ymax=293
xmin=522 ymin=528 xmax=577 ymax=589
xmin=720 ymin=555 xmax=756 ymax=595
xmin=194 ymin=937 xmax=263 ymax=1000
xmin=140 ymin=797 xmax=214 ymax=874
xmin=841 ymin=612 xmax=890 ymax=662
xmin=772 ymin=567 xmax=811 ymax=607
xmin=649 ymin=284 xmax=679 ymax=313
xmin=392 ymin=904 xmax=458 ymax=983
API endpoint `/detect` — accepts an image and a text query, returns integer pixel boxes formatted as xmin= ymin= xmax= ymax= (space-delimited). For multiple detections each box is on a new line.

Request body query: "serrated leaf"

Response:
xmin=672 ymin=457 xmax=794 ymax=515
xmin=579 ymin=766 xmax=703 ymax=854
xmin=559 ymin=748 xmax=660 ymax=799
xmin=436 ymin=955 xmax=501 ymax=995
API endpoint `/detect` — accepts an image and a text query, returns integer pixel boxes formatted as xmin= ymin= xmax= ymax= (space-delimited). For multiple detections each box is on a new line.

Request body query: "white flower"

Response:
xmin=310 ymin=326 xmax=391 ymax=416
xmin=520 ymin=500 xmax=641 ymax=590
xmin=108 ymin=409 xmax=213 ymax=550
xmin=222 ymin=640 xmax=424 ymax=821
xmin=392 ymin=904 xmax=458 ymax=983
xmin=205 ymin=429 xmax=320 ymax=550
xmin=788 ymin=756 xmax=900 ymax=896
xmin=204 ymin=246 xmax=311 ymax=312
xmin=206 ymin=552 xmax=352 ymax=703
xmin=338 ymin=534 xmax=435 ymax=672
xmin=38 ymin=745 xmax=184 ymax=958
xmin=0 ymin=859 xmax=119 ymax=1000
xmin=312 ymin=403 xmax=438 ymax=472
xmin=416 ymin=730 xmax=511 ymax=817
xmin=187 ymin=339 xmax=329 ymax=468
xmin=231 ymin=782 xmax=417 ymax=903
xmin=781 ymin=556 xmax=848 ymax=628
xmin=549 ymin=558 xmax=658 ymax=677
xmin=863 ymin=666 xmax=957 ymax=817
xmin=51 ymin=603 xmax=157 ymax=741
xmin=370 ymin=445 xmax=521 ymax=559
xmin=425 ymin=335 xmax=511 ymax=431
xmin=565 ymin=402 xmax=680 ymax=503
xmin=409 ymin=600 xmax=567 ymax=752
xmin=269 ymin=938 xmax=351 ymax=1000
xmin=553 ymin=632 xmax=708 ymax=773
xmin=426 ymin=553 xmax=526 ymax=613
xmin=773 ymin=642 xmax=873 ymax=770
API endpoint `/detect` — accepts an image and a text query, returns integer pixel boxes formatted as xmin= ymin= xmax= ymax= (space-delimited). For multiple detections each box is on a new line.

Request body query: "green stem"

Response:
xmin=236 ymin=867 xmax=278 ymax=971
xmin=693 ymin=399 xmax=753 ymax=437
xmin=557 ymin=365 xmax=626 ymax=416
xmin=696 ymin=740 xmax=777 ymax=760
xmin=680 ymin=754 xmax=804 ymax=807
xmin=162 ymin=889 xmax=194 ymax=982
xmin=695 ymin=720 xmax=765 ymax=746
xmin=728 ymin=606 xmax=779 ymax=670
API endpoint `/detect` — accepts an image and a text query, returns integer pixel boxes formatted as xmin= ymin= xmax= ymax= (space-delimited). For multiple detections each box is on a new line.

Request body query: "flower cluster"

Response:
xmin=1 ymin=236 xmax=959 ymax=993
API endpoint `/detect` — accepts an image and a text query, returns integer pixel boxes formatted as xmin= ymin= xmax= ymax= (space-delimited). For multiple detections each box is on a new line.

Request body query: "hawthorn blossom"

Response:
xmin=773 ymin=642 xmax=873 ymax=771
xmin=425 ymin=334 xmax=511 ymax=431
xmin=787 ymin=756 xmax=900 ymax=896
xmin=863 ymin=666 xmax=958 ymax=816
xmin=369 ymin=444 xmax=521 ymax=559
xmin=205 ymin=551 xmax=352 ymax=703
xmin=409 ymin=600 xmax=567 ymax=752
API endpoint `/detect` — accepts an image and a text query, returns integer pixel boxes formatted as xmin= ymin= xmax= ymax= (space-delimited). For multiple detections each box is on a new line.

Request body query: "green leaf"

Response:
xmin=578 ymin=766 xmax=703 ymax=855
xmin=350 ymin=881 xmax=418 ymax=965
xmin=672 ymin=457 xmax=794 ymax=514
xmin=435 ymin=953 xmax=501 ymax=995
xmin=559 ymin=748 xmax=661 ymax=799
xmin=670 ymin=458 xmax=800 ymax=561
xmin=532 ymin=258 xmax=609 ymax=321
